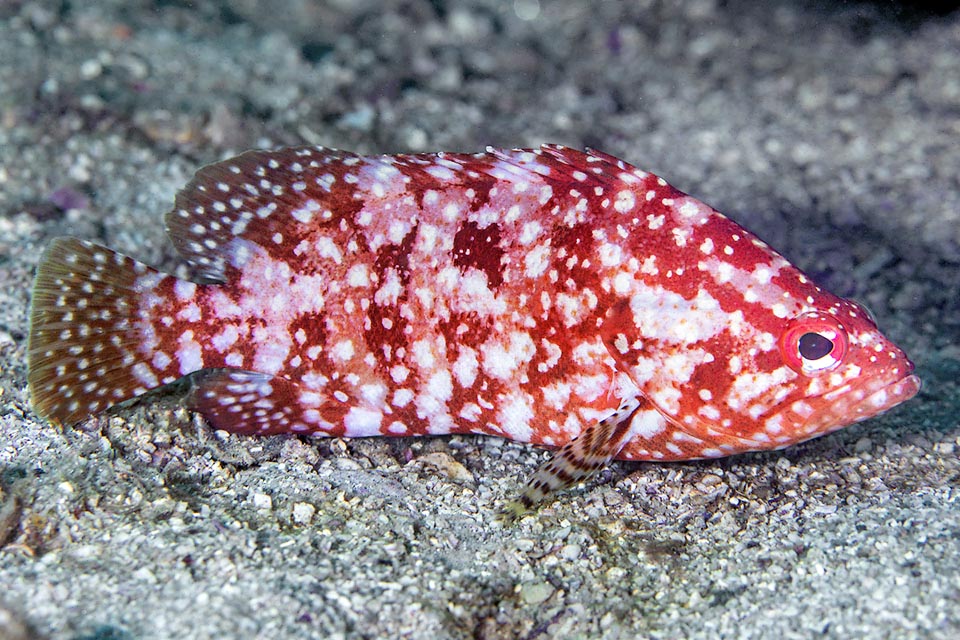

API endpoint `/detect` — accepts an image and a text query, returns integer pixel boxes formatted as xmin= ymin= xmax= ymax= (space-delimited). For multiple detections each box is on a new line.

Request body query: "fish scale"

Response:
xmin=27 ymin=144 xmax=920 ymax=515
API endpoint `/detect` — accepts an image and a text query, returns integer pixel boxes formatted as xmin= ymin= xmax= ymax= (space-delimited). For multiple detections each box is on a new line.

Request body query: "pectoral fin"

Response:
xmin=501 ymin=396 xmax=643 ymax=522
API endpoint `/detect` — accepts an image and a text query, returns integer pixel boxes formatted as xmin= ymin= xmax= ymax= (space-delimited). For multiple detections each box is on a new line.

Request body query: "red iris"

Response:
xmin=779 ymin=312 xmax=847 ymax=375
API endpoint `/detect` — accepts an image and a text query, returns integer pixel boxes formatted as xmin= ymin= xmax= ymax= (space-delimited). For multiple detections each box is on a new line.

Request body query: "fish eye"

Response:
xmin=779 ymin=312 xmax=847 ymax=375
xmin=798 ymin=332 xmax=833 ymax=360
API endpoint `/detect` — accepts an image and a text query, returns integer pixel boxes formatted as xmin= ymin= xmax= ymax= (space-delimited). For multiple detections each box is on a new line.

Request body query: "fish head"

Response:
xmin=601 ymin=265 xmax=920 ymax=459
xmin=762 ymin=298 xmax=920 ymax=441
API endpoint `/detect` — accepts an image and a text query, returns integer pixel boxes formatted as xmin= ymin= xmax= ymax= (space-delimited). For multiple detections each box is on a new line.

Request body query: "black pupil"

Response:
xmin=798 ymin=332 xmax=834 ymax=360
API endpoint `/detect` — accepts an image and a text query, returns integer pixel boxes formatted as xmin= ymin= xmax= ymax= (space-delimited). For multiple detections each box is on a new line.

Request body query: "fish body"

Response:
xmin=28 ymin=145 xmax=919 ymax=510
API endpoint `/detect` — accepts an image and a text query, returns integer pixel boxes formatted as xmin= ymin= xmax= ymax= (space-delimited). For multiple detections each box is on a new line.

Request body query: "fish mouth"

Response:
xmin=801 ymin=370 xmax=921 ymax=439
xmin=641 ymin=367 xmax=921 ymax=459
xmin=846 ymin=372 xmax=921 ymax=424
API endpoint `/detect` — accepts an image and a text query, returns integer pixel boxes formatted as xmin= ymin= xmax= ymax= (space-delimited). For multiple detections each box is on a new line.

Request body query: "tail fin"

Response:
xmin=28 ymin=237 xmax=164 ymax=426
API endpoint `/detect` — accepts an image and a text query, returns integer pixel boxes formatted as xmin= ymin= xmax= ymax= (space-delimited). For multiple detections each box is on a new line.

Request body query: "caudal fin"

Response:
xmin=28 ymin=237 xmax=164 ymax=425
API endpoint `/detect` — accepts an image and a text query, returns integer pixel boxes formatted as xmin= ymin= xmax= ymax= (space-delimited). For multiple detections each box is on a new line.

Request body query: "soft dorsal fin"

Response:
xmin=164 ymin=146 xmax=362 ymax=282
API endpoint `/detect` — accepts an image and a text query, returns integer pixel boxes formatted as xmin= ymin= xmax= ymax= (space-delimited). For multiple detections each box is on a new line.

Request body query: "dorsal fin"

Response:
xmin=163 ymin=146 xmax=362 ymax=282
xmin=485 ymin=145 xmax=646 ymax=188
xmin=162 ymin=145 xmax=651 ymax=283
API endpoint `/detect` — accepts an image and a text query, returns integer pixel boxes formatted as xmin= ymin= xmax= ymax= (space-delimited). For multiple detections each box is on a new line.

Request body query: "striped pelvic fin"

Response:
xmin=27 ymin=237 xmax=168 ymax=425
xmin=500 ymin=396 xmax=643 ymax=523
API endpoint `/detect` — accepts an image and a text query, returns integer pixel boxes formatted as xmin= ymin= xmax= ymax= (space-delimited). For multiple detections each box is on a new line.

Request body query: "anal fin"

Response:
xmin=188 ymin=370 xmax=337 ymax=436
xmin=501 ymin=396 xmax=643 ymax=523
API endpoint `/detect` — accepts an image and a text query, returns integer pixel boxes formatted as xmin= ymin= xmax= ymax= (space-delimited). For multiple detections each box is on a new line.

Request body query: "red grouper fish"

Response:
xmin=27 ymin=145 xmax=921 ymax=517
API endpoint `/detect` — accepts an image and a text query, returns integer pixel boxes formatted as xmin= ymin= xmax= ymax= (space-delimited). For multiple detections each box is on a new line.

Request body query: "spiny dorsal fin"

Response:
xmin=500 ymin=396 xmax=644 ymax=523
xmin=485 ymin=144 xmax=645 ymax=188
